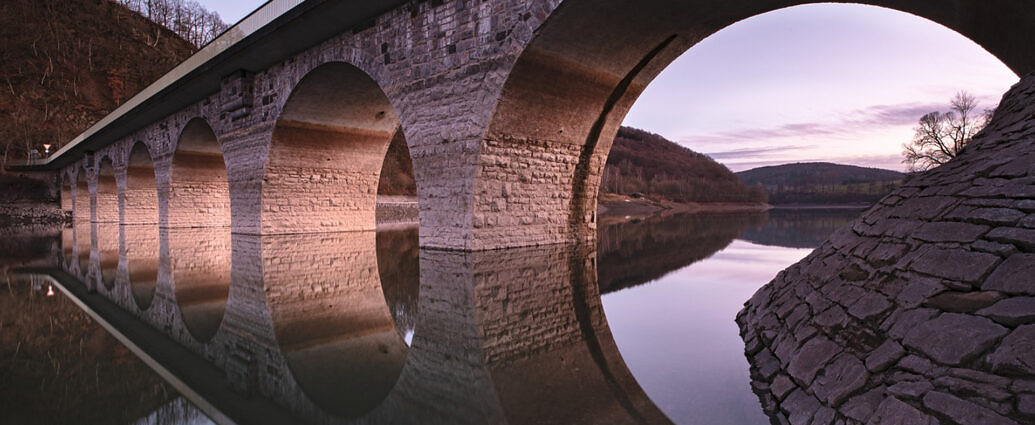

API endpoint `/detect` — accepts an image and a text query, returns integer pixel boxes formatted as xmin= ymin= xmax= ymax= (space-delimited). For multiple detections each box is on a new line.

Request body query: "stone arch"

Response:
xmin=169 ymin=118 xmax=231 ymax=228
xmin=262 ymin=61 xmax=402 ymax=234
xmin=74 ymin=164 xmax=90 ymax=223
xmin=124 ymin=141 xmax=159 ymax=225
xmin=480 ymin=0 xmax=1030 ymax=248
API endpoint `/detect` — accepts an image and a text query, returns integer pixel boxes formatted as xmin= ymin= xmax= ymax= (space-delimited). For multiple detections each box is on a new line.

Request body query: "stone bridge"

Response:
xmin=15 ymin=0 xmax=1035 ymax=423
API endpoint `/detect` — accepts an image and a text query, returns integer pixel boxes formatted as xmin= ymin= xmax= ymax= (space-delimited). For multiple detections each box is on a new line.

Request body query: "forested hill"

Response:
xmin=600 ymin=127 xmax=767 ymax=203
xmin=0 ymin=0 xmax=200 ymax=165
xmin=736 ymin=162 xmax=905 ymax=205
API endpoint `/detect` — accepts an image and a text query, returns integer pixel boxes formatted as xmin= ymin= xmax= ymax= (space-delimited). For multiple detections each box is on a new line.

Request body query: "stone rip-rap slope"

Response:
xmin=737 ymin=73 xmax=1035 ymax=425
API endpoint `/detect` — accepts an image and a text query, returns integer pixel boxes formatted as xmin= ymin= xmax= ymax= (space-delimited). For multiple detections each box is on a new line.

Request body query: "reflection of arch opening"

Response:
xmin=266 ymin=232 xmax=412 ymax=417
xmin=96 ymin=223 xmax=119 ymax=291
xmin=125 ymin=142 xmax=159 ymax=225
xmin=95 ymin=157 xmax=119 ymax=223
xmin=169 ymin=227 xmax=231 ymax=342
xmin=74 ymin=166 xmax=90 ymax=223
xmin=264 ymin=62 xmax=401 ymax=234
xmin=126 ymin=224 xmax=159 ymax=310
xmin=482 ymin=0 xmax=1027 ymax=247
xmin=169 ymin=118 xmax=230 ymax=228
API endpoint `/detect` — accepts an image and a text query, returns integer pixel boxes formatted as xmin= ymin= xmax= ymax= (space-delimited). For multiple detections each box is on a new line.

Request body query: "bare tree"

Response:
xmin=902 ymin=91 xmax=993 ymax=172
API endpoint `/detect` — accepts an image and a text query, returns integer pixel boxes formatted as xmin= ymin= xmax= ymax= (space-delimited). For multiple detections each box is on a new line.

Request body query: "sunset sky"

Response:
xmin=203 ymin=2 xmax=1018 ymax=172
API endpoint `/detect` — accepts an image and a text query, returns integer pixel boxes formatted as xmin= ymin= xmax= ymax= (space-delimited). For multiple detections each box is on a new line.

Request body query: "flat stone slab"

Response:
xmin=978 ymin=297 xmax=1035 ymax=326
xmin=902 ymin=313 xmax=1008 ymax=365
xmin=922 ymin=391 xmax=1019 ymax=425
xmin=987 ymin=325 xmax=1035 ymax=375
xmin=866 ymin=396 xmax=937 ymax=425
xmin=787 ymin=336 xmax=841 ymax=386
xmin=983 ymin=253 xmax=1035 ymax=295
xmin=909 ymin=248 xmax=1000 ymax=283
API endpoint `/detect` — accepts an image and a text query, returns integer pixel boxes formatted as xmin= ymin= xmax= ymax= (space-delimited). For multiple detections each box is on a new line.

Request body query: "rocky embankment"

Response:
xmin=737 ymin=74 xmax=1035 ymax=424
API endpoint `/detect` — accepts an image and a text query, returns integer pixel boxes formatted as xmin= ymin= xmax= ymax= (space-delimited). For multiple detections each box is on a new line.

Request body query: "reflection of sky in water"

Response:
xmin=602 ymin=240 xmax=813 ymax=425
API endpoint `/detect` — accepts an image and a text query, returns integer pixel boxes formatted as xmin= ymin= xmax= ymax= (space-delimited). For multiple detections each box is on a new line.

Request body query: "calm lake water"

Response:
xmin=1 ymin=207 xmax=863 ymax=424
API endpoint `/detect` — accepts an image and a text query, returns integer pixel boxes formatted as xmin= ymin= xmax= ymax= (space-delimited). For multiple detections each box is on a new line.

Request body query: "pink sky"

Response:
xmin=204 ymin=2 xmax=1018 ymax=172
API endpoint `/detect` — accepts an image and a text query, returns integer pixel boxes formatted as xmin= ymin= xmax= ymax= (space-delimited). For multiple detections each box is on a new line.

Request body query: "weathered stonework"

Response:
xmin=737 ymin=73 xmax=1035 ymax=425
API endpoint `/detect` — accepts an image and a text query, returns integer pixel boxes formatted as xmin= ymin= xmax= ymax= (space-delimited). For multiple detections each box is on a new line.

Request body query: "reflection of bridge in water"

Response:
xmin=24 ymin=223 xmax=678 ymax=424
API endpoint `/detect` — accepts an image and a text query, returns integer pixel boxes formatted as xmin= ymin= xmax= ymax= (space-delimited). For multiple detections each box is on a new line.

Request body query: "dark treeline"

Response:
xmin=737 ymin=162 xmax=904 ymax=205
xmin=601 ymin=127 xmax=768 ymax=203
xmin=113 ymin=0 xmax=228 ymax=48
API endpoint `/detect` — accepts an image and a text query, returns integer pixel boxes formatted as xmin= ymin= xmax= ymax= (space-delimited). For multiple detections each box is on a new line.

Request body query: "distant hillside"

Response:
xmin=600 ymin=127 xmax=767 ymax=203
xmin=737 ymin=162 xmax=904 ymax=205
xmin=0 ymin=0 xmax=197 ymax=165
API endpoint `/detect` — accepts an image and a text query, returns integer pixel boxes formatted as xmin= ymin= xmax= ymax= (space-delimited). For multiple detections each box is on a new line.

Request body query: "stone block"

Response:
xmin=922 ymin=391 xmax=1019 ymax=425
xmin=902 ymin=313 xmax=1008 ymax=366
xmin=987 ymin=325 xmax=1035 ymax=375
xmin=983 ymin=253 xmax=1035 ymax=295
xmin=977 ymin=297 xmax=1035 ymax=326
xmin=908 ymin=248 xmax=1000 ymax=283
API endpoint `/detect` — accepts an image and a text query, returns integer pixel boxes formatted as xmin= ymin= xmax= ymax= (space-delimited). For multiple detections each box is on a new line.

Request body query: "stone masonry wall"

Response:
xmin=737 ymin=73 xmax=1035 ymax=425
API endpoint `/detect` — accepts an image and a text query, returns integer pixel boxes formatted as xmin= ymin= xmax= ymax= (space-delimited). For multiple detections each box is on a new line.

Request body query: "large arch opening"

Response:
xmin=263 ymin=62 xmax=401 ymax=234
xmin=124 ymin=142 xmax=159 ymax=225
xmin=96 ymin=223 xmax=119 ymax=291
xmin=95 ymin=157 xmax=118 ymax=223
xmin=169 ymin=118 xmax=230 ymax=228
xmin=484 ymin=1 xmax=1030 ymax=424
xmin=480 ymin=0 xmax=1030 ymax=248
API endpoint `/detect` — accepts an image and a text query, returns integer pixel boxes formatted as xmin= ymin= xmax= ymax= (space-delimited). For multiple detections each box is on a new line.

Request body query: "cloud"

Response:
xmin=706 ymin=145 xmax=816 ymax=160
xmin=680 ymin=101 xmax=946 ymax=146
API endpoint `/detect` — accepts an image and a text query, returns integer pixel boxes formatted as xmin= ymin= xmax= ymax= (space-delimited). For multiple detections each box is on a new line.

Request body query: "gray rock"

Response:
xmin=865 ymin=396 xmax=937 ymax=425
xmin=977 ymin=297 xmax=1035 ymax=326
xmin=986 ymin=227 xmax=1035 ymax=251
xmin=987 ymin=325 xmax=1035 ymax=375
xmin=897 ymin=355 xmax=934 ymax=374
xmin=902 ymin=313 xmax=1009 ymax=365
xmin=848 ymin=293 xmax=893 ymax=321
xmin=867 ymin=242 xmax=909 ymax=267
xmin=932 ymin=376 xmax=1012 ymax=402
xmin=771 ymin=374 xmax=796 ymax=401
xmin=914 ymin=221 xmax=990 ymax=242
xmin=983 ymin=254 xmax=1035 ymax=295
xmin=886 ymin=308 xmax=938 ymax=340
xmin=1018 ymin=394 xmax=1035 ymax=417
xmin=812 ymin=407 xmax=836 ymax=425
xmin=788 ymin=336 xmax=842 ymax=385
xmin=813 ymin=353 xmax=869 ymax=406
xmin=909 ymin=248 xmax=1000 ymax=283
xmin=924 ymin=291 xmax=1004 ymax=313
xmin=972 ymin=239 xmax=1019 ymax=256
xmin=922 ymin=391 xmax=1019 ymax=425
xmin=896 ymin=279 xmax=945 ymax=309
xmin=842 ymin=387 xmax=885 ymax=422
xmin=815 ymin=305 xmax=849 ymax=329
xmin=866 ymin=340 xmax=905 ymax=372
xmin=756 ymin=348 xmax=783 ymax=379
xmin=887 ymin=381 xmax=933 ymax=400
xmin=967 ymin=208 xmax=1026 ymax=226
xmin=782 ymin=388 xmax=822 ymax=425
